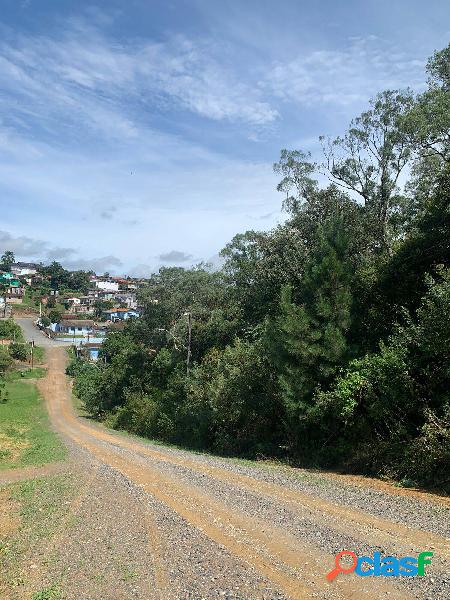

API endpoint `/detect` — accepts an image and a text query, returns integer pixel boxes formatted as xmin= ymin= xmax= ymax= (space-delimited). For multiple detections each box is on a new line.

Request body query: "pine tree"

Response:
xmin=268 ymin=217 xmax=352 ymax=425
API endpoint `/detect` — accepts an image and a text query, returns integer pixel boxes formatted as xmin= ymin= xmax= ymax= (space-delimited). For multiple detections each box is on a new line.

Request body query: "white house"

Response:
xmin=95 ymin=280 xmax=119 ymax=293
xmin=55 ymin=319 xmax=95 ymax=335
xmin=11 ymin=262 xmax=39 ymax=276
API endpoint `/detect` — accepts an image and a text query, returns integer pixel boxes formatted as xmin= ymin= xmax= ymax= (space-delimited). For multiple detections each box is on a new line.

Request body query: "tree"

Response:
xmin=186 ymin=339 xmax=283 ymax=456
xmin=0 ymin=347 xmax=13 ymax=373
xmin=359 ymin=163 xmax=450 ymax=347
xmin=310 ymin=270 xmax=450 ymax=488
xmin=321 ymin=90 xmax=415 ymax=252
xmin=273 ymin=149 xmax=318 ymax=213
xmin=221 ymin=227 xmax=307 ymax=324
xmin=94 ymin=299 xmax=114 ymax=318
xmin=401 ymin=43 xmax=450 ymax=161
xmin=1 ymin=250 xmax=15 ymax=271
xmin=9 ymin=342 xmax=29 ymax=361
xmin=40 ymin=316 xmax=51 ymax=327
xmin=267 ymin=217 xmax=352 ymax=436
xmin=48 ymin=308 xmax=63 ymax=324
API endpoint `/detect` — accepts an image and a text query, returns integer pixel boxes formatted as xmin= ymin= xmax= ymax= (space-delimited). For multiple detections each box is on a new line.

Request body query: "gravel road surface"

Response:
xmin=13 ymin=346 xmax=450 ymax=599
xmin=14 ymin=317 xmax=63 ymax=347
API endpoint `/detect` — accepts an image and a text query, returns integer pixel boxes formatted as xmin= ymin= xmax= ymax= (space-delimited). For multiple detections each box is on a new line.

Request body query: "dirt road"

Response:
xmin=14 ymin=317 xmax=63 ymax=347
xmin=28 ymin=347 xmax=450 ymax=599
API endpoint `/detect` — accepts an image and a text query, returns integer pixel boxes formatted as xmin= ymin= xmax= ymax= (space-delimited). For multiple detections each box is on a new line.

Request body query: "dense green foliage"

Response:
xmin=0 ymin=318 xmax=24 ymax=342
xmin=69 ymin=45 xmax=450 ymax=490
xmin=9 ymin=342 xmax=30 ymax=361
xmin=39 ymin=261 xmax=91 ymax=293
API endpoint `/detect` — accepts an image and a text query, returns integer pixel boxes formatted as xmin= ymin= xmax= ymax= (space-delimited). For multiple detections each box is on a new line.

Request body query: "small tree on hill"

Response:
xmin=1 ymin=250 xmax=15 ymax=271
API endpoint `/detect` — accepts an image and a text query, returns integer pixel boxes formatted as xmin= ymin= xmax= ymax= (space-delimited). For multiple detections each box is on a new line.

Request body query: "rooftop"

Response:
xmin=60 ymin=319 xmax=95 ymax=327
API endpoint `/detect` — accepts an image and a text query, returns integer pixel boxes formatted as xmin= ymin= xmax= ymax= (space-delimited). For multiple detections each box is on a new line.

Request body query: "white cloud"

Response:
xmin=0 ymin=22 xmax=278 ymax=133
xmin=263 ymin=36 xmax=427 ymax=106
xmin=62 ymin=255 xmax=123 ymax=272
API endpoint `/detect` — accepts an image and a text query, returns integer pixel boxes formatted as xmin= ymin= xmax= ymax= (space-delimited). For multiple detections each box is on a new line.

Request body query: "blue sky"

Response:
xmin=0 ymin=0 xmax=448 ymax=275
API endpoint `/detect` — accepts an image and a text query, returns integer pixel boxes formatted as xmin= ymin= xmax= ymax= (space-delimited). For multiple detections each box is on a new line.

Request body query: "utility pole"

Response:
xmin=184 ymin=311 xmax=192 ymax=375
xmin=30 ymin=340 xmax=34 ymax=370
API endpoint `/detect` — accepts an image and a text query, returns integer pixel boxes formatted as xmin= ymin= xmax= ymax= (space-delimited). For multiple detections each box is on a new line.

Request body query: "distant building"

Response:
xmin=10 ymin=262 xmax=39 ymax=276
xmin=0 ymin=272 xmax=24 ymax=297
xmin=102 ymin=308 xmax=140 ymax=321
xmin=55 ymin=319 xmax=95 ymax=335
xmin=65 ymin=297 xmax=82 ymax=306
xmin=115 ymin=293 xmax=138 ymax=309
xmin=95 ymin=280 xmax=119 ymax=293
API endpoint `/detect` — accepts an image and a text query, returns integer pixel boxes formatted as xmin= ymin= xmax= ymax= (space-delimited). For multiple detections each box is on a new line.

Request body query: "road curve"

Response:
xmin=15 ymin=317 xmax=64 ymax=347
xmin=37 ymin=347 xmax=449 ymax=599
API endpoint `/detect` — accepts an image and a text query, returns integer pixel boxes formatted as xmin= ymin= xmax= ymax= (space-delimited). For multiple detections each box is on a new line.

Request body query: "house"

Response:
xmin=11 ymin=262 xmax=39 ymax=276
xmin=77 ymin=342 xmax=102 ymax=361
xmin=0 ymin=272 xmax=24 ymax=297
xmin=55 ymin=319 xmax=95 ymax=335
xmin=95 ymin=280 xmax=119 ymax=293
xmin=114 ymin=293 xmax=138 ymax=309
xmin=102 ymin=308 xmax=140 ymax=321
xmin=65 ymin=297 xmax=82 ymax=306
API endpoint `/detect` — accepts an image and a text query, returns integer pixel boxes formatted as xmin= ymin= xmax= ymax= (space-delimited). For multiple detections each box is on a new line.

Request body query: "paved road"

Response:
xmin=15 ymin=317 xmax=63 ymax=347
xmin=22 ymin=346 xmax=449 ymax=600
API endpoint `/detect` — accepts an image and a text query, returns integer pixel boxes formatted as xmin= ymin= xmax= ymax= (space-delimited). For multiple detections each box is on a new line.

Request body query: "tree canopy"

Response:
xmin=67 ymin=43 xmax=450 ymax=491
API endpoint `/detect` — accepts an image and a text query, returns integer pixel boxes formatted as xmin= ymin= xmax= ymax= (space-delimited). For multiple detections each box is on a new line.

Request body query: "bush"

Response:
xmin=0 ymin=318 xmax=23 ymax=341
xmin=0 ymin=347 xmax=13 ymax=373
xmin=304 ymin=271 xmax=450 ymax=485
xmin=404 ymin=409 xmax=450 ymax=491
xmin=0 ymin=379 xmax=8 ymax=403
xmin=9 ymin=342 xmax=30 ymax=361
xmin=187 ymin=339 xmax=284 ymax=456
xmin=48 ymin=309 xmax=63 ymax=324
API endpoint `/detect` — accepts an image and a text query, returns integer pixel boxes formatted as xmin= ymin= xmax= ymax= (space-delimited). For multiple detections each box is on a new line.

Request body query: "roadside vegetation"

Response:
xmin=0 ymin=474 xmax=75 ymax=599
xmin=68 ymin=44 xmax=450 ymax=491
xmin=0 ymin=322 xmax=70 ymax=599
xmin=0 ymin=321 xmax=64 ymax=469
xmin=0 ymin=380 xmax=66 ymax=470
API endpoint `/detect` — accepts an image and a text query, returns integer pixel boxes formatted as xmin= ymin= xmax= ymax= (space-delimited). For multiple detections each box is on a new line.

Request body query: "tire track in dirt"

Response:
xmin=38 ymin=347 xmax=423 ymax=600
xmin=67 ymin=416 xmax=450 ymax=563
xmin=45 ymin=356 xmax=450 ymax=567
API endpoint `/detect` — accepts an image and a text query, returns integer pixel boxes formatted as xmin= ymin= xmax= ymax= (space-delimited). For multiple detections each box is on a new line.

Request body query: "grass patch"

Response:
xmin=0 ymin=381 xmax=66 ymax=470
xmin=32 ymin=584 xmax=62 ymax=600
xmin=10 ymin=475 xmax=74 ymax=538
xmin=32 ymin=346 xmax=45 ymax=365
xmin=5 ymin=367 xmax=47 ymax=381
xmin=1 ymin=474 xmax=75 ymax=598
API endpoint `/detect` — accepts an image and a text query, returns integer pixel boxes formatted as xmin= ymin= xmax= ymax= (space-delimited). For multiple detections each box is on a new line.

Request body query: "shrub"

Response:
xmin=9 ymin=342 xmax=30 ymax=361
xmin=404 ymin=409 xmax=450 ymax=491
xmin=187 ymin=339 xmax=284 ymax=456
xmin=0 ymin=347 xmax=13 ymax=373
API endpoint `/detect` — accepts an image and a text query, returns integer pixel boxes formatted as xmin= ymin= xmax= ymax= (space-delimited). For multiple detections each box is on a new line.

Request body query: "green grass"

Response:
xmin=32 ymin=584 xmax=62 ymax=600
xmin=0 ymin=381 xmax=66 ymax=470
xmin=33 ymin=346 xmax=45 ymax=364
xmin=10 ymin=475 xmax=74 ymax=537
xmin=5 ymin=367 xmax=47 ymax=381
xmin=21 ymin=291 xmax=40 ymax=309
xmin=1 ymin=474 xmax=75 ymax=597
